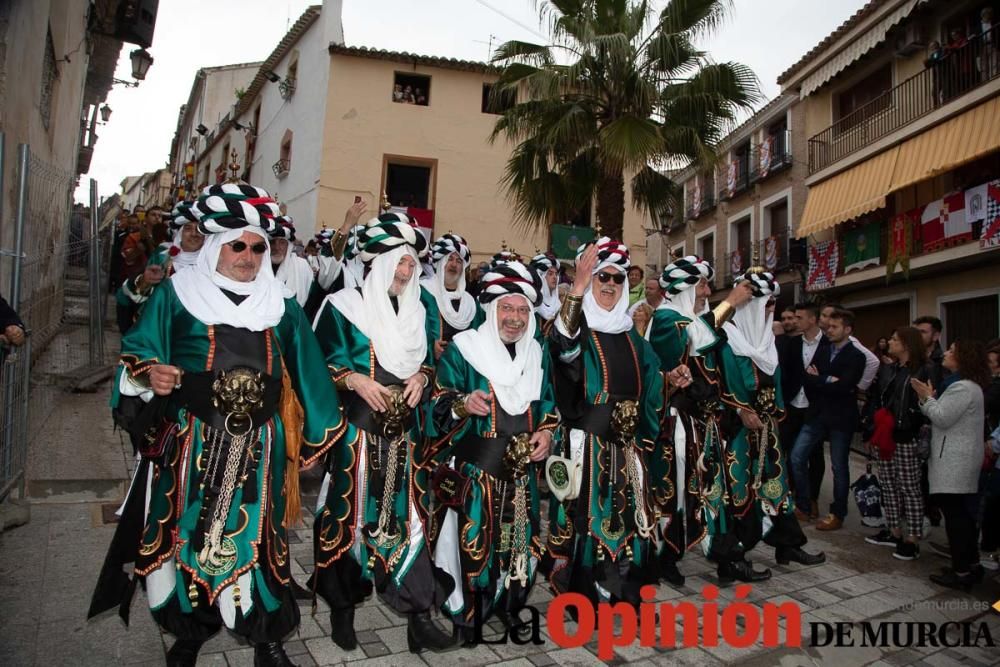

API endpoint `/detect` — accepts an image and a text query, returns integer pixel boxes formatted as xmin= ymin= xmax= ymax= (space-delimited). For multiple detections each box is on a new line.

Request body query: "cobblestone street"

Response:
xmin=1 ymin=384 xmax=998 ymax=667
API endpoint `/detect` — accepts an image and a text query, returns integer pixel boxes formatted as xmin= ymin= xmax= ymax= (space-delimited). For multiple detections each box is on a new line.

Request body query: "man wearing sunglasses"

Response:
xmin=543 ymin=237 xmax=664 ymax=614
xmin=646 ymin=256 xmax=768 ymax=587
xmin=95 ymin=184 xmax=349 ymax=667
xmin=312 ymin=212 xmax=454 ymax=654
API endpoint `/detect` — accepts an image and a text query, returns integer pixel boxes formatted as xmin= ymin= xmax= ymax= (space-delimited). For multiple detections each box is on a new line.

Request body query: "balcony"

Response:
xmin=808 ymin=26 xmax=999 ymax=174
xmin=684 ymin=190 xmax=717 ymax=220
xmin=719 ymin=156 xmax=751 ymax=202
xmin=725 ymin=232 xmax=794 ymax=284
xmin=272 ymin=158 xmax=290 ymax=179
xmin=749 ymin=130 xmax=793 ymax=183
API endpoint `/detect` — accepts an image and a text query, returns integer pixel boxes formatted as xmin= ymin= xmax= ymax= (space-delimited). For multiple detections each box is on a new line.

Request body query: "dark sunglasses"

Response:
xmin=226 ymin=240 xmax=268 ymax=255
xmin=596 ymin=271 xmax=626 ymax=285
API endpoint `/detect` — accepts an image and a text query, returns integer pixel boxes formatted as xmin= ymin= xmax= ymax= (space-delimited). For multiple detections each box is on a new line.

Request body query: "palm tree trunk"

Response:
xmin=595 ymin=170 xmax=625 ymax=240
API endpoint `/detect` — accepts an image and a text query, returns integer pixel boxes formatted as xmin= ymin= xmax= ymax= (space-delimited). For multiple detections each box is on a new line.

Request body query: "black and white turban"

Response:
xmin=478 ymin=261 xmax=541 ymax=307
xmin=190 ymin=183 xmax=280 ymax=235
xmin=430 ymin=233 xmax=471 ymax=265
xmin=529 ymin=252 xmax=558 ymax=276
xmin=660 ymin=255 xmax=715 ymax=295
xmin=344 ymin=224 xmax=365 ymax=260
xmin=269 ymin=215 xmax=296 ymax=241
xmin=314 ymin=227 xmax=333 ymax=256
xmin=490 ymin=249 xmax=522 ymax=269
xmin=576 ymin=236 xmax=630 ymax=273
xmin=357 ymin=211 xmax=428 ymax=263
xmin=168 ymin=201 xmax=197 ymax=231
xmin=734 ymin=269 xmax=778 ymax=298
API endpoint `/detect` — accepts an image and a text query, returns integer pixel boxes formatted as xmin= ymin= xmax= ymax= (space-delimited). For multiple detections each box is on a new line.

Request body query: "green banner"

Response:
xmin=843 ymin=221 xmax=881 ymax=273
xmin=550 ymin=224 xmax=596 ymax=260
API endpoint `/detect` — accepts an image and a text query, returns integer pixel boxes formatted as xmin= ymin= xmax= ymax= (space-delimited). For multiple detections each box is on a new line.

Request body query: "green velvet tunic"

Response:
xmin=115 ymin=281 xmax=346 ymax=637
xmin=423 ymin=340 xmax=559 ymax=623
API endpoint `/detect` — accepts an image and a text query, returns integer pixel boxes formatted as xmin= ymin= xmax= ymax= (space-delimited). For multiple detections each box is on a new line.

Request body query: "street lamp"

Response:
xmin=130 ymin=48 xmax=154 ymax=80
xmin=99 ymin=104 xmax=112 ymax=122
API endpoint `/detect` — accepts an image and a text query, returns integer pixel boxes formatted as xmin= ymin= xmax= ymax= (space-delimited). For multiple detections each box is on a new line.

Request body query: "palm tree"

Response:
xmin=489 ymin=0 xmax=761 ymax=241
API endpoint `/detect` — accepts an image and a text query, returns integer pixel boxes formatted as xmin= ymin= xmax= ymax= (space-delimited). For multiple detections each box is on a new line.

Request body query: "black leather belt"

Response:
xmin=343 ymin=391 xmax=415 ymax=437
xmin=176 ymin=370 xmax=280 ymax=433
xmin=454 ymin=434 xmax=515 ymax=481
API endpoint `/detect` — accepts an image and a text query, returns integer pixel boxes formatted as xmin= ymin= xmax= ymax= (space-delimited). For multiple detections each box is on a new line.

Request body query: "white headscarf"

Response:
xmin=171 ymin=227 xmax=290 ymax=332
xmin=536 ymin=274 xmax=561 ymax=321
xmin=274 ymin=252 xmax=314 ymax=307
xmin=583 ymin=257 xmax=633 ymax=335
xmin=167 ymin=243 xmax=200 ymax=272
xmin=326 ymin=245 xmax=427 ymax=379
xmin=452 ymin=295 xmax=542 ymax=415
xmin=662 ymin=286 xmax=718 ymax=356
xmin=723 ymin=295 xmax=778 ymax=375
xmin=421 ymin=253 xmax=477 ymax=330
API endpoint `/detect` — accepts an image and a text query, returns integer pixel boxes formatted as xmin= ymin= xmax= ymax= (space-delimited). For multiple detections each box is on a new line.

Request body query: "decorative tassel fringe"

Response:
xmin=280 ymin=361 xmax=305 ymax=527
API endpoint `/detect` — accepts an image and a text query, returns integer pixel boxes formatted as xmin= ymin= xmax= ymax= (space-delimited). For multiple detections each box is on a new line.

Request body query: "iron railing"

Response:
xmin=272 ymin=158 xmax=290 ymax=179
xmin=719 ymin=154 xmax=751 ymax=201
xmin=750 ymin=129 xmax=793 ymax=182
xmin=808 ymin=25 xmax=999 ymax=173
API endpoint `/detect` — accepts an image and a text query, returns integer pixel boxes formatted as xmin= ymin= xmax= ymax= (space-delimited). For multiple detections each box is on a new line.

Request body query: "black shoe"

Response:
xmin=662 ymin=562 xmax=686 ymax=587
xmin=893 ymin=541 xmax=920 ymax=561
xmin=254 ymin=642 xmax=297 ymax=667
xmin=452 ymin=624 xmax=477 ymax=647
xmin=776 ymin=546 xmax=827 ymax=566
xmin=166 ymin=639 xmax=204 ymax=667
xmin=718 ymin=559 xmax=771 ymax=585
xmin=865 ymin=529 xmax=901 ymax=547
xmin=407 ymin=611 xmax=455 ymax=653
xmin=929 ymin=569 xmax=976 ymax=592
xmin=330 ymin=607 xmax=357 ymax=651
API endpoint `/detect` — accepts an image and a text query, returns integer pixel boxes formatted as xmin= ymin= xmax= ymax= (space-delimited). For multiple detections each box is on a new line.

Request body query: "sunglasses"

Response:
xmin=226 ymin=240 xmax=268 ymax=255
xmin=596 ymin=271 xmax=626 ymax=285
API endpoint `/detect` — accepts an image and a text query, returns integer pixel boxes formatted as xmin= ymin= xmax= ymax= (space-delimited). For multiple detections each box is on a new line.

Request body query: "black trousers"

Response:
xmin=980 ymin=469 xmax=1000 ymax=552
xmin=780 ymin=406 xmax=825 ymax=502
xmin=932 ymin=493 xmax=979 ymax=572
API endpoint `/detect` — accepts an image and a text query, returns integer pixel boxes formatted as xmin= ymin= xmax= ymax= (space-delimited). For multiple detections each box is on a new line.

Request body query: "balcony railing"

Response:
xmin=719 ymin=156 xmax=751 ymax=202
xmin=272 ymin=158 xmax=290 ymax=179
xmin=808 ymin=25 xmax=1000 ymax=174
xmin=749 ymin=130 xmax=793 ymax=183
xmin=685 ymin=190 xmax=717 ymax=220
xmin=725 ymin=232 xmax=793 ymax=283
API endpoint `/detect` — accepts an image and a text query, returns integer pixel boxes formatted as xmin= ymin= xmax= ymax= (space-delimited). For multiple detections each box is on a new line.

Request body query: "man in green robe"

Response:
xmin=646 ymin=256 xmax=768 ymax=585
xmin=719 ymin=270 xmax=825 ymax=569
xmin=91 ymin=184 xmax=348 ymax=667
xmin=419 ymin=233 xmax=484 ymax=362
xmin=311 ymin=211 xmax=454 ymax=654
xmin=543 ymin=238 xmax=664 ymax=612
xmin=424 ymin=260 xmax=559 ymax=643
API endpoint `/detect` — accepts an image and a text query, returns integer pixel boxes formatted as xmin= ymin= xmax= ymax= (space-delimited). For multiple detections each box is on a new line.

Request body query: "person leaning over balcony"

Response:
xmin=911 ymin=339 xmax=988 ymax=590
xmin=865 ymin=326 xmax=931 ymax=560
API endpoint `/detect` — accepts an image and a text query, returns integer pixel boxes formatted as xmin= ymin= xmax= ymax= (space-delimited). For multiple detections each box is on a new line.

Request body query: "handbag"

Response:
xmin=851 ymin=463 xmax=885 ymax=528
xmin=545 ymin=454 xmax=582 ymax=502
xmin=431 ymin=464 xmax=469 ymax=508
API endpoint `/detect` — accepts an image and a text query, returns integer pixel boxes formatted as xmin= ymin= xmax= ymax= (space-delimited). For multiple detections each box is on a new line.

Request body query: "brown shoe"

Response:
xmin=815 ymin=514 xmax=843 ymax=531
xmin=794 ymin=508 xmax=811 ymax=522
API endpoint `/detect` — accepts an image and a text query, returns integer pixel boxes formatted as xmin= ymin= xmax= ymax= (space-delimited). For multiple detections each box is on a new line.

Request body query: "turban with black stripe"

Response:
xmin=478 ymin=260 xmax=541 ymax=307
xmin=268 ymin=215 xmax=296 ymax=241
xmin=430 ymin=233 xmax=471 ymax=265
xmin=190 ymin=183 xmax=280 ymax=235
xmin=576 ymin=236 xmax=630 ymax=273
xmin=357 ymin=211 xmax=428 ymax=263
xmin=490 ymin=249 xmax=522 ymax=268
xmin=660 ymin=256 xmax=714 ymax=295
xmin=344 ymin=224 xmax=365 ymax=260
xmin=734 ymin=269 xmax=778 ymax=298
xmin=168 ymin=201 xmax=197 ymax=231
xmin=529 ymin=252 xmax=558 ymax=276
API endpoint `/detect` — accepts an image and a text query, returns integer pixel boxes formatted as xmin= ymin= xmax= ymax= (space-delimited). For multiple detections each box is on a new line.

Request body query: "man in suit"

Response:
xmin=789 ymin=308 xmax=867 ymax=531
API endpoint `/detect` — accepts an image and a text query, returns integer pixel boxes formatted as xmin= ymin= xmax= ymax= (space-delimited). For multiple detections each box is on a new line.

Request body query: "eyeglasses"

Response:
xmin=226 ymin=240 xmax=268 ymax=255
xmin=596 ymin=271 xmax=626 ymax=285
xmin=498 ymin=303 xmax=532 ymax=316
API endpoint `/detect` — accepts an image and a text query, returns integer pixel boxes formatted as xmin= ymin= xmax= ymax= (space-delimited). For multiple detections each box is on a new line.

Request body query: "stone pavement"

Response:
xmin=1 ymin=382 xmax=998 ymax=666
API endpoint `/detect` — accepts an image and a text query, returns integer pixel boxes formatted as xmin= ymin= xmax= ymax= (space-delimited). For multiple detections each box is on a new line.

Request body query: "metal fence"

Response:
xmin=0 ymin=137 xmax=114 ymax=501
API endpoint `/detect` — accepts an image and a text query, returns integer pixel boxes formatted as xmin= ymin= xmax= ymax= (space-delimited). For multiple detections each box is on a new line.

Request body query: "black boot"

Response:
xmin=254 ymin=641 xmax=296 ymax=667
xmin=452 ymin=623 xmax=477 ymax=647
xmin=166 ymin=639 xmax=204 ymax=667
xmin=661 ymin=561 xmax=686 ymax=587
xmin=718 ymin=559 xmax=772 ymax=585
xmin=929 ymin=569 xmax=978 ymax=592
xmin=407 ymin=610 xmax=455 ymax=653
xmin=330 ymin=606 xmax=357 ymax=651
xmin=775 ymin=546 xmax=826 ymax=566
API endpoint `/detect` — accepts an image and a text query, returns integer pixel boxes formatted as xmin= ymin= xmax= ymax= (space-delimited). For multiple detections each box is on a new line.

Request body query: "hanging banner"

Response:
xmin=550 ymin=224 xmax=597 ymax=260
xmin=730 ymin=248 xmax=743 ymax=277
xmin=966 ymin=181 xmax=989 ymax=224
xmin=764 ymin=236 xmax=778 ymax=271
xmin=806 ymin=240 xmax=838 ymax=292
xmin=981 ymin=180 xmax=1000 ymax=250
xmin=842 ymin=221 xmax=881 ymax=273
xmin=886 ymin=208 xmax=918 ymax=281
xmin=692 ymin=180 xmax=702 ymax=214
xmin=726 ymin=161 xmax=737 ymax=196
xmin=759 ymin=135 xmax=773 ymax=179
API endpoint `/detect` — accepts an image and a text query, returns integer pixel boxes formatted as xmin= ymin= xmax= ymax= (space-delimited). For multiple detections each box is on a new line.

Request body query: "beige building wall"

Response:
xmin=318 ymin=53 xmax=648 ymax=265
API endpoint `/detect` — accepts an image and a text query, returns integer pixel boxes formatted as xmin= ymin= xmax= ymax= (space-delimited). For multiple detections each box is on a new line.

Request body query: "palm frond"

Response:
xmin=597 ymin=115 xmax=664 ymax=171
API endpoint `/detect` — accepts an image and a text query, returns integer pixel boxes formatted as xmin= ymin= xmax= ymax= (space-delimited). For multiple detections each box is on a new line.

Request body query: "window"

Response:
xmin=280 ymin=57 xmax=297 ymax=100
xmin=393 ymin=72 xmax=430 ymax=106
xmin=40 ymin=27 xmax=58 ymax=130
xmin=482 ymin=83 xmax=515 ymax=114
xmin=698 ymin=233 xmax=715 ymax=264
xmin=943 ymin=294 xmax=999 ymax=347
xmin=730 ymin=217 xmax=751 ymax=275
xmin=835 ymin=64 xmax=892 ymax=128
xmin=386 ymin=162 xmax=432 ymax=209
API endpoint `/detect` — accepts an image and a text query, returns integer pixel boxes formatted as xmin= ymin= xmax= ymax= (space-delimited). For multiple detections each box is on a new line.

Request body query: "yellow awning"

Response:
xmin=796 ymin=146 xmax=899 ymax=238
xmin=890 ymin=95 xmax=1000 ymax=191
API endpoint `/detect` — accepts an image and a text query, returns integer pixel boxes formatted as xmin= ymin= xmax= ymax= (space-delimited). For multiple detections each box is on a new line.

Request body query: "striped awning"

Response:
xmin=796 ymin=147 xmax=899 ymax=238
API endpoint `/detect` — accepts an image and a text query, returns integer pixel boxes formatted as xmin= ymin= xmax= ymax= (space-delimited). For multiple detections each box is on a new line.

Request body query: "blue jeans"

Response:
xmin=791 ymin=421 xmax=853 ymax=518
